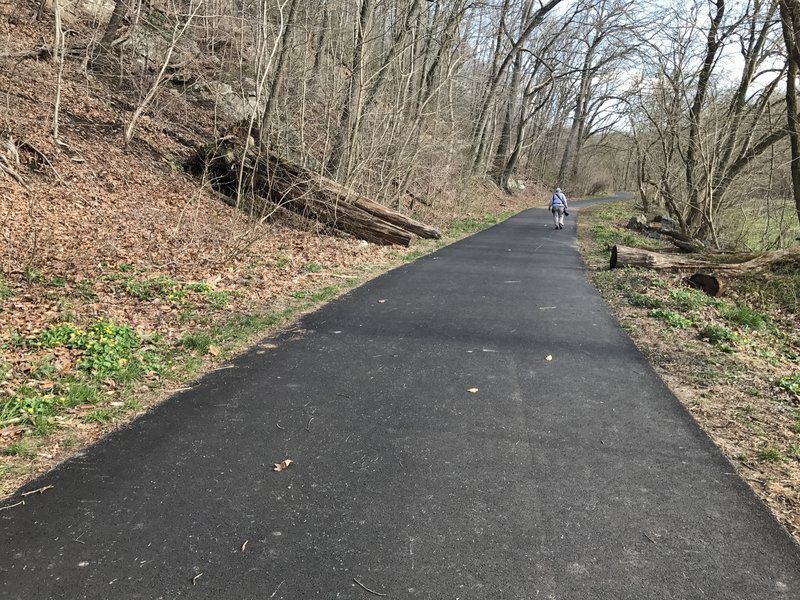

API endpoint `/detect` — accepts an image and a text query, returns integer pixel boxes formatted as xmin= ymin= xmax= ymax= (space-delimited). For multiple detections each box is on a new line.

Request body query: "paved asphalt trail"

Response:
xmin=3 ymin=202 xmax=800 ymax=599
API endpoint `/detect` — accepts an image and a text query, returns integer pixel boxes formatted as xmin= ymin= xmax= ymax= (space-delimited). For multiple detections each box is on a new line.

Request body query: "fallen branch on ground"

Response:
xmin=188 ymin=138 xmax=441 ymax=246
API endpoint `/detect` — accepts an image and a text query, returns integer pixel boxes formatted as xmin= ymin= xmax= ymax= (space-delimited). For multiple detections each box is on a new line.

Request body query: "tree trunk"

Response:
xmin=326 ymin=0 xmax=372 ymax=178
xmin=610 ymin=244 xmax=800 ymax=272
xmin=96 ymin=0 xmax=126 ymax=61
xmin=189 ymin=140 xmax=440 ymax=246
xmin=261 ymin=0 xmax=301 ymax=136
xmin=781 ymin=0 xmax=800 ymax=226
xmin=687 ymin=273 xmax=727 ymax=297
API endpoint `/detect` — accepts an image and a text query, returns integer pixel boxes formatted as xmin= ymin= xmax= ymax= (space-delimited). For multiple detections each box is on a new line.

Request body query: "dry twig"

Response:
xmin=353 ymin=578 xmax=388 ymax=597
xmin=21 ymin=485 xmax=53 ymax=496
xmin=0 ymin=500 xmax=25 ymax=512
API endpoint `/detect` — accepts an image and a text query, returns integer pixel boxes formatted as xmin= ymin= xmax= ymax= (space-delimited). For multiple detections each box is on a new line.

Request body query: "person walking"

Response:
xmin=548 ymin=187 xmax=568 ymax=229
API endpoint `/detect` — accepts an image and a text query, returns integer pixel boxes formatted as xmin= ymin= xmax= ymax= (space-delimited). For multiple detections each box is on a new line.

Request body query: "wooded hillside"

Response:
xmin=2 ymin=0 xmax=800 ymax=250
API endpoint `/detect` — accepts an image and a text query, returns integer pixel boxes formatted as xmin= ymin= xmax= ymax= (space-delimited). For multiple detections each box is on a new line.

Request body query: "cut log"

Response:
xmin=611 ymin=244 xmax=800 ymax=273
xmin=610 ymin=245 xmax=711 ymax=270
xmin=686 ymin=273 xmax=726 ymax=297
xmin=188 ymin=139 xmax=440 ymax=246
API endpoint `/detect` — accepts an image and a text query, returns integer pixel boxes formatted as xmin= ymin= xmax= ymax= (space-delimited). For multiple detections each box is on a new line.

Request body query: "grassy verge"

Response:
xmin=578 ymin=199 xmax=800 ymax=542
xmin=0 ymin=210 xmax=517 ymax=497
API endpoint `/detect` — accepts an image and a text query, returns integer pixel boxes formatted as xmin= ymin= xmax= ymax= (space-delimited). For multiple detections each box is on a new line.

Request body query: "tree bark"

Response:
xmin=190 ymin=140 xmax=440 ymax=246
xmin=687 ymin=273 xmax=727 ymax=297
xmin=97 ymin=0 xmax=127 ymax=61
xmin=610 ymin=244 xmax=800 ymax=272
xmin=781 ymin=0 xmax=800 ymax=226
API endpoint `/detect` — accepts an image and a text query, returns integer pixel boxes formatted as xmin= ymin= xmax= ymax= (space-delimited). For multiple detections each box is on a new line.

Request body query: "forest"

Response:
xmin=3 ymin=0 xmax=800 ymax=249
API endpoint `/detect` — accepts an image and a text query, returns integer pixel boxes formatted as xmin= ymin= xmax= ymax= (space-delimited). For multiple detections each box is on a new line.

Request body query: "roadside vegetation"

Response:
xmin=578 ymin=199 xmax=800 ymax=543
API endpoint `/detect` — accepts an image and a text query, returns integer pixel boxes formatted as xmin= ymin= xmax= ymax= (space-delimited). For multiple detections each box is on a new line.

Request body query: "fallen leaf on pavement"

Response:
xmin=273 ymin=459 xmax=294 ymax=472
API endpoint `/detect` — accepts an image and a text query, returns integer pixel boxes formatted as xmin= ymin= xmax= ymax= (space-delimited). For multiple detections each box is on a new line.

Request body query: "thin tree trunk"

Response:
xmin=97 ymin=0 xmax=127 ymax=60
xmin=326 ymin=0 xmax=372 ymax=178
xmin=261 ymin=0 xmax=300 ymax=136
xmin=781 ymin=0 xmax=800 ymax=226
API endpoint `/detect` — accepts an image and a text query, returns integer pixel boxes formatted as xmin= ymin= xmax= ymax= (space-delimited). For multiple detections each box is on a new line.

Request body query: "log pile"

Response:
xmin=610 ymin=244 xmax=800 ymax=296
xmin=187 ymin=138 xmax=441 ymax=246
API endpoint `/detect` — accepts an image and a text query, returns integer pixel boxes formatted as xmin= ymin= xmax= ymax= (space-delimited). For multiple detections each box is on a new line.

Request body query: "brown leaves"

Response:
xmin=207 ymin=345 xmax=220 ymax=357
xmin=0 ymin=425 xmax=25 ymax=438
xmin=273 ymin=459 xmax=293 ymax=472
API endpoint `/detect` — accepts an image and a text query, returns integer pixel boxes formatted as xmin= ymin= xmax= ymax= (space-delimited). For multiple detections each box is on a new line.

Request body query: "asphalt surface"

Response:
xmin=2 ymin=201 xmax=800 ymax=599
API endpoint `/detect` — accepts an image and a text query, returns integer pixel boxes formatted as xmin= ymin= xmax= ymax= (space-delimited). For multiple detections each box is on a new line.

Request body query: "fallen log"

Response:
xmin=189 ymin=139 xmax=440 ymax=246
xmin=610 ymin=245 xmax=711 ymax=270
xmin=611 ymin=244 xmax=800 ymax=298
xmin=686 ymin=273 xmax=727 ymax=297
xmin=610 ymin=244 xmax=800 ymax=272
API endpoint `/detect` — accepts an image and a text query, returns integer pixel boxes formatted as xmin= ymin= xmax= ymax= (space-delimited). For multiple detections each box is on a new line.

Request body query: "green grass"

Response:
xmin=77 ymin=279 xmax=97 ymax=300
xmin=63 ymin=382 xmax=99 ymax=407
xmin=310 ymin=286 xmax=340 ymax=303
xmin=0 ymin=276 xmax=12 ymax=301
xmin=23 ymin=267 xmax=44 ymax=283
xmin=388 ymin=248 xmax=429 ymax=262
xmin=648 ymin=308 xmax=693 ymax=328
xmin=698 ymin=323 xmax=737 ymax=347
xmin=669 ymin=288 xmax=718 ymax=311
xmin=180 ymin=332 xmax=214 ymax=354
xmin=590 ymin=224 xmax=643 ymax=251
xmin=0 ymin=464 xmax=31 ymax=477
xmin=627 ymin=293 xmax=664 ymax=309
xmin=718 ymin=302 xmax=769 ymax=330
xmin=734 ymin=267 xmax=799 ymax=314
xmin=757 ymin=447 xmax=788 ymax=463
xmin=446 ymin=212 xmax=514 ymax=237
xmin=791 ymin=411 xmax=800 ymax=434
xmin=777 ymin=372 xmax=800 ymax=396
xmin=82 ymin=406 xmax=124 ymax=423
xmin=3 ymin=439 xmax=37 ymax=457
xmin=303 ymin=262 xmax=323 ymax=273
